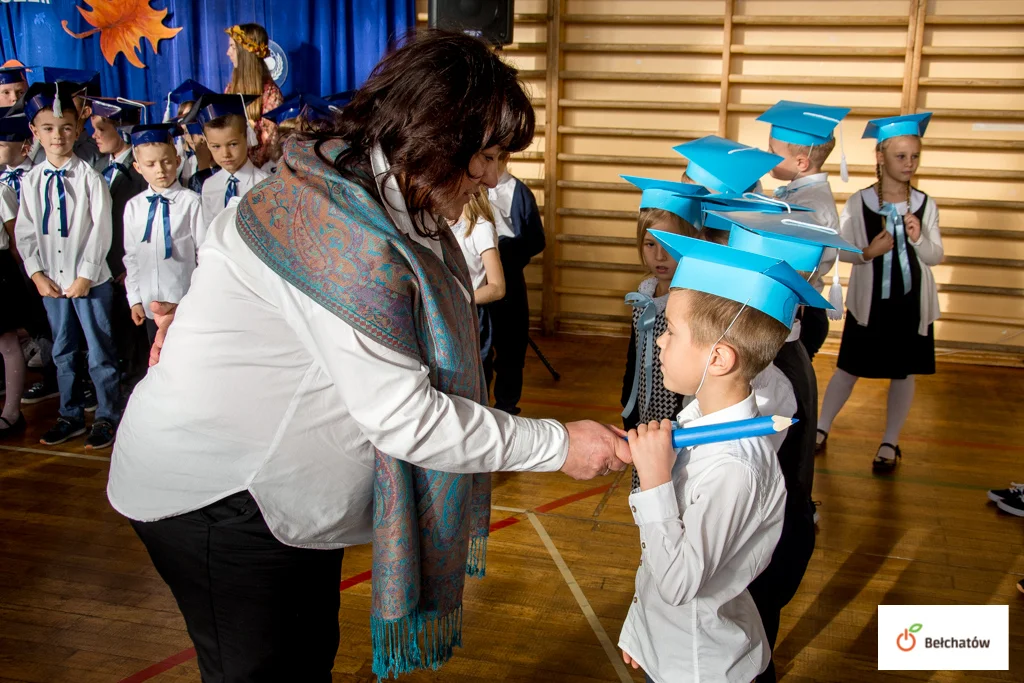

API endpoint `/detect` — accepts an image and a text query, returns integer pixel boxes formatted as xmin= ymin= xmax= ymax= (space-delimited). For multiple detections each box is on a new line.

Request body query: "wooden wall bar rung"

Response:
xmin=559 ymin=100 xmax=719 ymax=112
xmin=555 ymin=153 xmax=679 ymax=166
xmin=727 ymin=103 xmax=900 ymax=116
xmin=921 ymin=46 xmax=1024 ymax=57
xmin=557 ymin=208 xmax=636 ymax=219
xmin=551 ymin=281 xmax=1024 ymax=301
xmin=562 ymin=43 xmax=722 ymax=54
xmin=558 ymin=126 xmax=710 ymax=139
xmin=729 ymin=74 xmax=905 ymax=87
xmin=731 ymin=15 xmax=910 ymax=26
xmin=500 ymin=43 xmax=549 ymax=53
xmin=925 ymin=138 xmax=1024 ymax=151
xmin=560 ymin=71 xmax=723 ymax=84
xmin=942 ymin=228 xmax=1024 ymax=241
xmin=731 ymin=45 xmax=906 ymax=57
xmin=563 ymin=14 xmax=724 ymax=26
xmin=558 ymin=180 xmax=635 ymax=192
xmin=943 ymin=283 xmax=1024 ymax=298
xmin=944 ymin=255 xmax=1024 ymax=270
xmin=557 ymin=234 xmax=634 ymax=245
xmin=918 ymin=78 xmax=1024 ymax=88
xmin=557 ymin=260 xmax=647 ymax=274
xmin=923 ymin=108 xmax=1024 ymax=120
xmin=926 ymin=15 xmax=1024 ymax=25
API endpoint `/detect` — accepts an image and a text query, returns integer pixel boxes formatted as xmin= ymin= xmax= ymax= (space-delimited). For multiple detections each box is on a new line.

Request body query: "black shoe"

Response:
xmin=987 ymin=482 xmax=1024 ymax=504
xmin=21 ymin=382 xmax=59 ymax=405
xmin=872 ymin=443 xmax=901 ymax=474
xmin=0 ymin=413 xmax=26 ymax=440
xmin=814 ymin=429 xmax=828 ymax=455
xmin=40 ymin=417 xmax=87 ymax=446
xmin=84 ymin=419 xmax=116 ymax=450
xmin=83 ymin=387 xmax=98 ymax=413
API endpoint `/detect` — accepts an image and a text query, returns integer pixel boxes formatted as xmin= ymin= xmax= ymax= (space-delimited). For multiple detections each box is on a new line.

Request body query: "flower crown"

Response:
xmin=226 ymin=25 xmax=270 ymax=59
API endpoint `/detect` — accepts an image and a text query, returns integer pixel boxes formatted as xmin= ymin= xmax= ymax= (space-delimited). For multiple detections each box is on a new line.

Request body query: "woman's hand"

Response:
xmin=862 ymin=229 xmax=894 ymax=261
xmin=904 ymin=213 xmax=922 ymax=242
xmin=628 ymin=419 xmax=676 ymax=491
xmin=148 ymin=301 xmax=178 ymax=366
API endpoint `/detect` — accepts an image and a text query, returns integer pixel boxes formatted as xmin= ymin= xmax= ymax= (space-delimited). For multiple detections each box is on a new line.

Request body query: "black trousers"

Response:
xmin=131 ymin=491 xmax=345 ymax=683
xmin=798 ymin=306 xmax=829 ymax=361
xmin=484 ymin=269 xmax=530 ymax=413
xmin=748 ymin=499 xmax=816 ymax=682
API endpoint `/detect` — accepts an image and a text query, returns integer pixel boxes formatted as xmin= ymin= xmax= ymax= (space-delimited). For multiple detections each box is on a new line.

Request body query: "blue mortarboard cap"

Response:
xmin=0 ymin=107 xmax=31 ymax=141
xmin=0 ymin=62 xmax=29 ymax=86
xmin=36 ymin=67 xmax=101 ymax=96
xmin=622 ymin=175 xmax=709 ymax=225
xmin=324 ymin=90 xmax=355 ymax=107
xmin=698 ymin=193 xmax=813 ymax=217
xmin=181 ymin=93 xmax=256 ymax=128
xmin=262 ymin=93 xmax=340 ymax=125
xmin=20 ymin=81 xmax=84 ymax=122
xmin=673 ymin=136 xmax=783 ymax=195
xmin=649 ymin=230 xmax=833 ymax=327
xmin=702 ymin=209 xmax=861 ymax=272
xmin=130 ymin=122 xmax=182 ymax=147
xmin=163 ymin=79 xmax=216 ymax=122
xmin=757 ymin=100 xmax=850 ymax=146
xmin=863 ymin=113 xmax=932 ymax=142
xmin=86 ymin=97 xmax=145 ymax=127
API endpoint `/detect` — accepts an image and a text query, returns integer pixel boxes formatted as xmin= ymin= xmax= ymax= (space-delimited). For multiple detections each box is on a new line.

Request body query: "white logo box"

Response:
xmin=878 ymin=605 xmax=1008 ymax=671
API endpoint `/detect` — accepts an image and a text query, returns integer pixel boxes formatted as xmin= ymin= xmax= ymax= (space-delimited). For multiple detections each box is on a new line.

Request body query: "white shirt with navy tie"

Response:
xmin=122 ymin=181 xmax=203 ymax=319
xmin=199 ymin=160 xmax=269 ymax=246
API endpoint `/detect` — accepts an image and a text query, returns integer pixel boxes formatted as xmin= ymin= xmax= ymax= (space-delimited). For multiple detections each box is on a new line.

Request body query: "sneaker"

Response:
xmin=987 ymin=483 xmax=1024 ymax=504
xmin=40 ymin=417 xmax=87 ymax=446
xmin=83 ymin=387 xmax=98 ymax=413
xmin=84 ymin=420 xmax=115 ymax=450
xmin=995 ymin=491 xmax=1024 ymax=517
xmin=21 ymin=382 xmax=59 ymax=405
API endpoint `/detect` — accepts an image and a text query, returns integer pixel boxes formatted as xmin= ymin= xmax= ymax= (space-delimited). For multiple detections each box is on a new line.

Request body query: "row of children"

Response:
xmin=615 ymin=105 xmax=941 ymax=682
xmin=0 ymin=61 xmax=357 ymax=448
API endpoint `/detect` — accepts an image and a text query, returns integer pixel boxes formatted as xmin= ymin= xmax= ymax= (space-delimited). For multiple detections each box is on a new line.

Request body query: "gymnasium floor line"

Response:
xmin=115 ymin=483 xmax=616 ymax=682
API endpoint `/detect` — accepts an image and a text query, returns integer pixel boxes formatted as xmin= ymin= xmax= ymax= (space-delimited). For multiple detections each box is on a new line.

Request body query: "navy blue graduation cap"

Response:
xmin=673 ymin=136 xmax=783 ymax=195
xmin=21 ymin=81 xmax=86 ymax=123
xmin=324 ymin=90 xmax=355 ymax=107
xmin=36 ymin=67 xmax=101 ymax=97
xmin=262 ymin=93 xmax=340 ymax=124
xmin=863 ymin=113 xmax=932 ymax=142
xmin=702 ymin=209 xmax=861 ymax=272
xmin=163 ymin=79 xmax=216 ymax=122
xmin=648 ymin=230 xmax=833 ymax=327
xmin=0 ymin=108 xmax=31 ymax=142
xmin=130 ymin=122 xmax=182 ymax=147
xmin=87 ymin=97 xmax=146 ymax=127
xmin=0 ymin=61 xmax=29 ymax=86
xmin=180 ymin=93 xmax=256 ymax=128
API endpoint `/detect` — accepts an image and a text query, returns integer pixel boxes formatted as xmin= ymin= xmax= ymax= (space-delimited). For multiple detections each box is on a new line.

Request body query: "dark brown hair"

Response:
xmin=204 ymin=114 xmax=247 ymax=134
xmin=312 ymin=30 xmax=535 ymax=238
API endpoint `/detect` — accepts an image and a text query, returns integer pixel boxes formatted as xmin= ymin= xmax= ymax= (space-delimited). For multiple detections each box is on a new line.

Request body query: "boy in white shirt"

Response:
xmin=181 ymin=93 xmax=269 ymax=242
xmin=122 ymin=123 xmax=202 ymax=347
xmin=0 ymin=102 xmax=33 ymax=201
xmin=14 ymin=81 xmax=119 ymax=449
xmin=617 ymin=233 xmax=835 ymax=683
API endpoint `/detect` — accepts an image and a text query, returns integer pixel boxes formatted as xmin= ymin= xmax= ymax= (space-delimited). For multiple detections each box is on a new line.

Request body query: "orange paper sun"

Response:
xmin=61 ymin=0 xmax=182 ymax=69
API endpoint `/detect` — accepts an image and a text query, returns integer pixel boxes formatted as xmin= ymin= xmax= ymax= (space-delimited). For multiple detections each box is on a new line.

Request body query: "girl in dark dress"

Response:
xmin=815 ymin=113 xmax=944 ymax=472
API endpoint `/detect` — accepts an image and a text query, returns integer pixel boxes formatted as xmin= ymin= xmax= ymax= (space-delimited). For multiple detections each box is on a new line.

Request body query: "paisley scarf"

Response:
xmin=235 ymin=137 xmax=490 ymax=679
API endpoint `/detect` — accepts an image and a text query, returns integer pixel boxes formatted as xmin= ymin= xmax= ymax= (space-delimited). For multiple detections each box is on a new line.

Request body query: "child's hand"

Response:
xmin=64 ymin=277 xmax=92 ymax=299
xmin=904 ymin=213 xmax=922 ymax=242
xmin=863 ymin=229 xmax=894 ymax=260
xmin=131 ymin=304 xmax=146 ymax=326
xmin=627 ymin=419 xmax=676 ymax=491
xmin=148 ymin=301 xmax=178 ymax=367
xmin=622 ymin=650 xmax=640 ymax=670
xmin=31 ymin=273 xmax=62 ymax=298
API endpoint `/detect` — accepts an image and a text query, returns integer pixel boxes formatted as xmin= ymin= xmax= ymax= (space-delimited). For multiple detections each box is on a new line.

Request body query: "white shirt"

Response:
xmin=618 ymin=392 xmax=786 ymax=683
xmin=3 ymin=157 xmax=35 ymax=200
xmin=0 ymin=183 xmax=16 ymax=250
xmin=451 ymin=217 xmax=498 ymax=291
xmin=779 ymin=173 xmax=840 ymax=290
xmin=177 ymin=149 xmax=198 ymax=186
xmin=751 ymin=363 xmax=797 ymax=453
xmin=487 ymin=171 xmax=517 ymax=239
xmin=108 ymin=205 xmax=569 ymax=549
xmin=103 ymin=147 xmax=133 ymax=185
xmin=839 ymin=187 xmax=943 ymax=336
xmin=199 ymin=160 xmax=269 ymax=243
xmin=15 ymin=155 xmax=113 ymax=289
xmin=122 ymin=182 xmax=202 ymax=318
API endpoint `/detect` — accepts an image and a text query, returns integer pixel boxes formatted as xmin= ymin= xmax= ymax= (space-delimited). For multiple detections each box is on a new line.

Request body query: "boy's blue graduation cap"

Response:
xmin=87 ymin=97 xmax=145 ymax=127
xmin=673 ymin=135 xmax=783 ymax=195
xmin=130 ymin=122 xmax=182 ymax=147
xmin=20 ymin=81 xmax=86 ymax=123
xmin=262 ymin=93 xmax=340 ymax=124
xmin=163 ymin=79 xmax=216 ymax=122
xmin=863 ymin=113 xmax=932 ymax=142
xmin=0 ymin=61 xmax=29 ymax=86
xmin=649 ymin=230 xmax=833 ymax=327
xmin=757 ymin=100 xmax=850 ymax=147
xmin=180 ymin=93 xmax=256 ymax=128
xmin=622 ymin=175 xmax=709 ymax=225
xmin=0 ymin=107 xmax=31 ymax=142
xmin=36 ymin=67 xmax=101 ymax=97
xmin=702 ymin=209 xmax=861 ymax=272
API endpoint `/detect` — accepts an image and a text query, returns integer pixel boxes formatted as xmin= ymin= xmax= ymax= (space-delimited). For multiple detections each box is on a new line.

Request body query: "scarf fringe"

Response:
xmin=371 ymin=606 xmax=464 ymax=681
xmin=466 ymin=535 xmax=488 ymax=577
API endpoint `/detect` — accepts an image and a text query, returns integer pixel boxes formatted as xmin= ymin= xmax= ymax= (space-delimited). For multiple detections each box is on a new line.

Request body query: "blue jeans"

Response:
xmin=42 ymin=281 xmax=120 ymax=423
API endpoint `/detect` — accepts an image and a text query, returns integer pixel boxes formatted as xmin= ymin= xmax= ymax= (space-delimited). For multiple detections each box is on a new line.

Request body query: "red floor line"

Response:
xmin=118 ymin=483 xmax=614 ymax=682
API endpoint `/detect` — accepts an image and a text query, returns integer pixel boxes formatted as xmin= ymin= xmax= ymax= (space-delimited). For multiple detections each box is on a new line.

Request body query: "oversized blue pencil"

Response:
xmin=623 ymin=415 xmax=797 ymax=449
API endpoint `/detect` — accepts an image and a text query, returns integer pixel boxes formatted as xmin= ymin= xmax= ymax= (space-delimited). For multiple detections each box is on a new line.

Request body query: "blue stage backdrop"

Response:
xmin=0 ymin=0 xmax=415 ymax=122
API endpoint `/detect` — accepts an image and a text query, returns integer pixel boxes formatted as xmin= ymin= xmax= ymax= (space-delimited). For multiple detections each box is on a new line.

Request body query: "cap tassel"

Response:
xmin=827 ymin=254 xmax=844 ymax=320
xmin=163 ymin=92 xmax=172 ymax=123
xmin=838 ymin=121 xmax=849 ymax=183
xmin=52 ymin=82 xmax=63 ymax=119
xmin=240 ymin=93 xmax=258 ymax=147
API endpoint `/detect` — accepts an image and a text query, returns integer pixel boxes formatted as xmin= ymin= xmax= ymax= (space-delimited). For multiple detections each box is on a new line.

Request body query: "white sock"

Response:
xmin=817 ymin=368 xmax=859 ymax=439
xmin=878 ymin=376 xmax=915 ymax=459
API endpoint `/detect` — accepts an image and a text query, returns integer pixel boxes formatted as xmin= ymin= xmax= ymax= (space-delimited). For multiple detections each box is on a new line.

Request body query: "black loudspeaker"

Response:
xmin=429 ymin=0 xmax=514 ymax=47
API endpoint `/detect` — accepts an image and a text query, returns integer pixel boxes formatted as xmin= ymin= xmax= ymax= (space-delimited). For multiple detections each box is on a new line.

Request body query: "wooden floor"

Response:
xmin=1 ymin=335 xmax=1023 ymax=682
